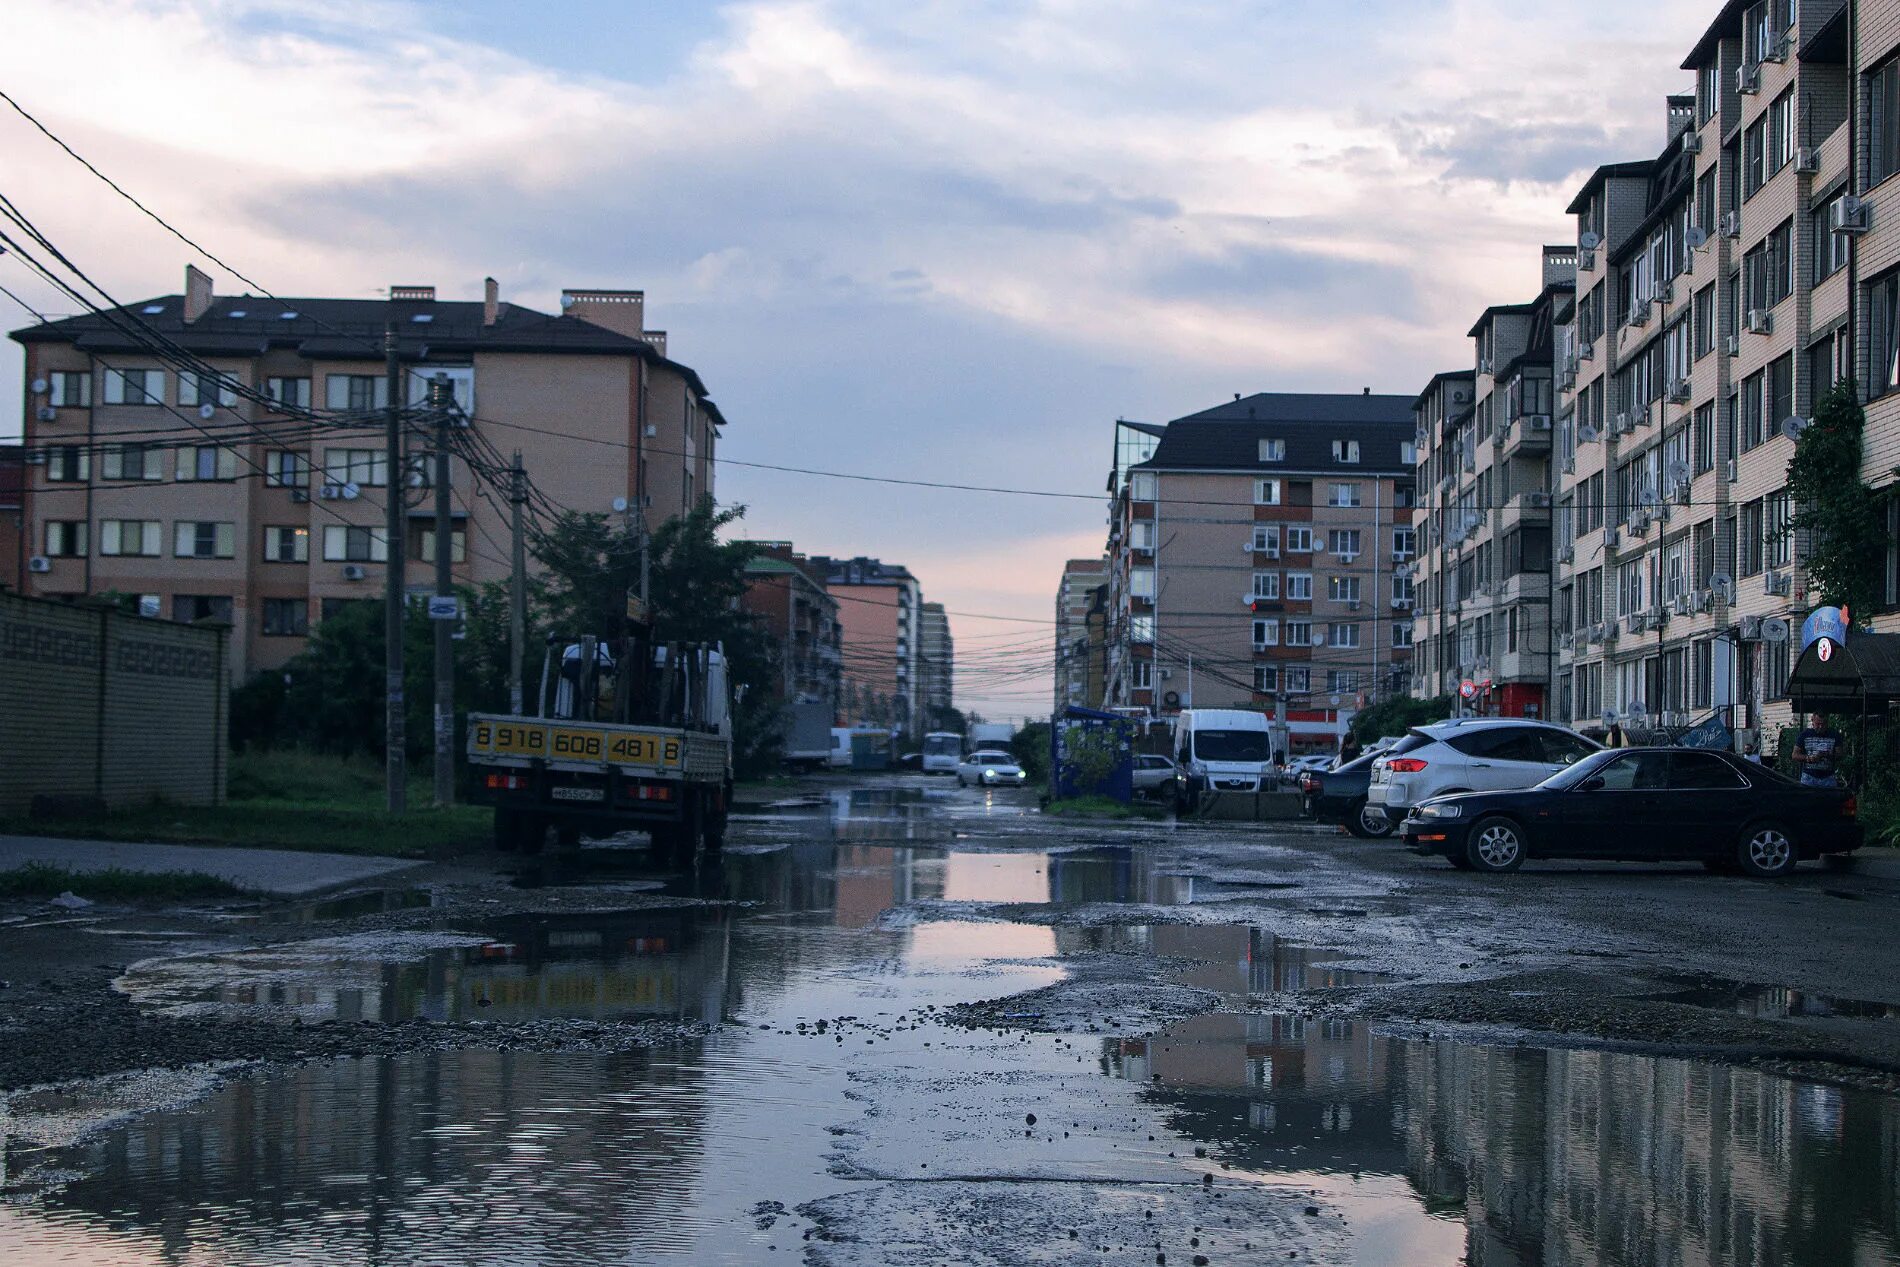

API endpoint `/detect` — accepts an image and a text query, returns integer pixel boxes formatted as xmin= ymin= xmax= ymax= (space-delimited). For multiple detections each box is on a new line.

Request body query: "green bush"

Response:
xmin=1350 ymin=695 xmax=1452 ymax=743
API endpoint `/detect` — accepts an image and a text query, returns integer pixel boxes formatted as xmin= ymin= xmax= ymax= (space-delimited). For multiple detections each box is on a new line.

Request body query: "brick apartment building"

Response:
xmin=739 ymin=544 xmax=842 ymax=712
xmin=1101 ymin=392 xmax=1417 ymax=752
xmin=918 ymin=601 xmax=954 ymax=729
xmin=1412 ymin=0 xmax=1900 ymax=745
xmin=9 ymin=267 xmax=724 ymax=681
xmin=810 ymin=555 xmax=925 ymax=731
xmin=1053 ymin=557 xmax=1106 ymax=711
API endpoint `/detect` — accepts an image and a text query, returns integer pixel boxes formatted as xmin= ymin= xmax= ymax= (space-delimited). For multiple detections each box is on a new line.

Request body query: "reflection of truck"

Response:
xmin=467 ymin=633 xmax=733 ymax=855
xmin=921 ymin=731 xmax=963 ymax=773
xmin=782 ymin=700 xmax=834 ymax=772
xmin=967 ymin=722 xmax=1014 ymax=753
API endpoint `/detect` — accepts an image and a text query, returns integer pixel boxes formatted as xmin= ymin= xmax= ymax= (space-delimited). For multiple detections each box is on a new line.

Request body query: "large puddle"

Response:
xmin=6 ymin=780 xmax=1900 ymax=1265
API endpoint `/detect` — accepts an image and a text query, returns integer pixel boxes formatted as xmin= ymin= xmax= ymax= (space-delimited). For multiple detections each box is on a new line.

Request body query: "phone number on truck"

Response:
xmin=470 ymin=722 xmax=684 ymax=767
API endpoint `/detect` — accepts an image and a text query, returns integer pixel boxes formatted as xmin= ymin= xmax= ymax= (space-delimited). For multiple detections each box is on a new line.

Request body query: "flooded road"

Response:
xmin=5 ymin=782 xmax=1900 ymax=1264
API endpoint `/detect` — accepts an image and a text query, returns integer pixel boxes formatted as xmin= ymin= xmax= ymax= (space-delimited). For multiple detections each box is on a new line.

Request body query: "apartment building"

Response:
xmin=809 ymin=555 xmax=924 ymax=731
xmin=1410 ymin=248 xmax=1575 ymax=718
xmin=10 ymin=267 xmax=725 ymax=681
xmin=918 ymin=601 xmax=955 ymax=728
xmin=1102 ymin=419 xmax=1166 ymax=713
xmin=739 ymin=544 xmax=842 ymax=712
xmin=1102 ymin=392 xmax=1417 ymax=751
xmin=1054 ymin=556 xmax=1107 ymax=711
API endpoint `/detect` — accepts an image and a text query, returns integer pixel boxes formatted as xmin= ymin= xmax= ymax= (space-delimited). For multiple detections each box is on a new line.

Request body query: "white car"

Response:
xmin=1366 ymin=719 xmax=1601 ymax=819
xmin=1288 ymin=755 xmax=1336 ymax=775
xmin=957 ymin=750 xmax=1027 ymax=787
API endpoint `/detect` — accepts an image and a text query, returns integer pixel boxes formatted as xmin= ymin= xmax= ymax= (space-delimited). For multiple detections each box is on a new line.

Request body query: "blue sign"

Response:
xmin=1801 ymin=606 xmax=1849 ymax=652
xmin=1674 ymin=712 xmax=1733 ymax=750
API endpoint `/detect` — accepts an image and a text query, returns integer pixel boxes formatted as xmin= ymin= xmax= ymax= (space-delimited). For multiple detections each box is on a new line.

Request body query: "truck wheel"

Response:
xmin=702 ymin=785 xmax=730 ymax=851
xmin=517 ymin=814 xmax=547 ymax=856
xmin=555 ymin=824 xmax=582 ymax=851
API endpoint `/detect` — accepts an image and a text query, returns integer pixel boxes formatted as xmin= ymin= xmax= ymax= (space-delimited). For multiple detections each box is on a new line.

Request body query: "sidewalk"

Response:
xmin=0 ymin=835 xmax=423 ymax=898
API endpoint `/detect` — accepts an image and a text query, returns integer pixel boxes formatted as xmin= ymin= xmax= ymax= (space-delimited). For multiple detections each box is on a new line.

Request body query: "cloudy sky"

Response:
xmin=1 ymin=0 xmax=1714 ymax=719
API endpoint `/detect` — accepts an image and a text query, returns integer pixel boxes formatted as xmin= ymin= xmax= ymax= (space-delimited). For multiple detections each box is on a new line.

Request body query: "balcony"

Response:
xmin=1500 ymin=414 xmax=1553 ymax=461
xmin=1498 ymin=490 xmax=1553 ymax=535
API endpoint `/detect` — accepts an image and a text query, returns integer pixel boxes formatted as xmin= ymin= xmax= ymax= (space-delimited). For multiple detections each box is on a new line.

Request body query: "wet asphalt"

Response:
xmin=2 ymin=776 xmax=1899 ymax=1264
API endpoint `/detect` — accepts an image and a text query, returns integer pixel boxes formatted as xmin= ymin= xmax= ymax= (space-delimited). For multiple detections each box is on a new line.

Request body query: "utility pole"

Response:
xmin=383 ymin=325 xmax=406 ymax=814
xmin=509 ymin=451 xmax=527 ymax=715
xmin=430 ymin=375 xmax=455 ymax=807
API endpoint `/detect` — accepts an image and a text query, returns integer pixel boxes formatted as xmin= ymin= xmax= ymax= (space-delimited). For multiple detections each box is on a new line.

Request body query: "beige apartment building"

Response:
xmin=9 ymin=267 xmax=724 ymax=682
xmin=809 ymin=555 xmax=925 ymax=731
xmin=1101 ymin=392 xmax=1416 ymax=754
xmin=1053 ymin=557 xmax=1106 ymax=712
xmin=918 ymin=601 xmax=954 ymax=728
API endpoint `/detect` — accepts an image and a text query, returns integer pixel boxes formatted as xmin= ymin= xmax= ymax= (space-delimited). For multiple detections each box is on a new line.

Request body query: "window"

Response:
xmin=404 ymin=365 xmax=475 ymax=413
xmin=1251 ymin=571 xmax=1280 ymax=600
xmin=1872 ymin=56 xmax=1900 ymax=187
xmin=325 ymin=374 xmax=388 ymax=412
xmin=265 ymin=450 xmax=310 ymax=488
xmin=101 ymin=368 xmax=162 ymax=404
xmin=1743 ymin=116 xmax=1766 ymax=198
xmin=1741 ymin=369 xmax=1766 ymax=451
xmin=1129 ymin=566 xmax=1155 ymax=599
xmin=175 ymin=446 xmax=239 ymax=482
xmin=1393 ymin=526 xmax=1416 ymax=559
xmin=47 ymin=371 xmax=90 ymax=407
xmin=1393 ymin=621 xmax=1414 ymax=648
xmin=1284 ymin=621 xmax=1313 ymax=647
xmin=1130 ymin=614 xmax=1155 ymax=643
xmin=1331 ymin=440 xmax=1360 ymax=464
xmin=262 ymin=598 xmax=310 ymax=637
xmin=323 ymin=448 xmax=388 ymax=488
xmin=99 ymin=519 xmax=162 ymax=557
xmin=1693 ymin=402 xmax=1716 ymax=474
xmin=1327 ymin=529 xmax=1361 ymax=558
xmin=1692 ymin=285 xmax=1715 ymax=358
xmin=263 ymin=525 xmax=310 ymax=563
xmin=1284 ymin=666 xmax=1310 ymax=694
xmin=44 ymin=521 xmax=87 ymax=556
xmin=1129 ymin=519 xmax=1156 ymax=552
xmin=1330 ymin=623 xmax=1360 ymax=649
xmin=173 ymin=595 xmax=233 ymax=624
xmin=1129 ymin=471 xmax=1157 ymax=501
xmin=1765 ymin=489 xmax=1794 ymax=568
xmin=1872 ymin=271 xmax=1900 ymax=395
xmin=1253 ymin=665 xmax=1278 ymax=693
xmin=265 ymin=376 xmax=312 ymax=410
xmin=1619 ymin=560 xmax=1645 ymax=615
xmin=1327 ymin=482 xmax=1361 ymax=507
xmin=1739 ymin=499 xmax=1766 ymax=575
xmin=1284 ymin=525 xmax=1313 ymax=553
xmin=45 ymin=445 xmax=89 ymax=482
xmin=1400 ymin=441 xmax=1417 ymax=464
xmin=1254 ymin=478 xmax=1282 ymax=505
xmin=1393 ymin=573 xmax=1414 ymax=603
xmin=1767 ymin=353 xmax=1793 ymax=434
xmin=100 ymin=444 xmax=164 ymax=481
xmin=1766 ymin=89 xmax=1795 ymax=177
xmin=1252 ymin=618 xmax=1279 ymax=648
xmin=1766 ymin=635 xmax=1792 ymax=699
xmin=1809 ymin=331 xmax=1839 ymax=396
xmin=1814 ymin=197 xmax=1850 ymax=283
xmin=174 ymin=521 xmax=236 ymax=559
xmin=1325 ymin=670 xmax=1359 ymax=693
xmin=176 ymin=372 xmax=239 ymax=408
xmin=1286 ymin=572 xmax=1313 ymax=601
xmin=1328 ymin=576 xmax=1362 ymax=603
xmin=322 ymin=525 xmax=389 ymax=562
xmin=414 ymin=526 xmax=468 ymax=564
xmin=1697 ymin=62 xmax=1719 ymax=124
xmin=1258 ymin=438 xmax=1285 ymax=463
xmin=1743 ymin=220 xmax=1793 ymax=311
xmin=1250 ymin=524 xmax=1279 ymax=556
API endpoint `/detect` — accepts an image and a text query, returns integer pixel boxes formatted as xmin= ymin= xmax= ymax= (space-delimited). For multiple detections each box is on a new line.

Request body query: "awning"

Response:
xmin=1786 ymin=633 xmax=1900 ymax=713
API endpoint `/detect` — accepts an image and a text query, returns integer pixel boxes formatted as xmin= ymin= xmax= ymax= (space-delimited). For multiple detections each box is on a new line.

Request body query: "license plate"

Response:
xmin=551 ymin=786 xmax=605 ymax=802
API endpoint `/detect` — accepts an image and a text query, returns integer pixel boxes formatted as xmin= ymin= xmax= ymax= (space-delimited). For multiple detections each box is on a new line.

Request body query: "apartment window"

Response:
xmin=265 ymin=450 xmax=310 ymax=488
xmin=265 ymin=376 xmax=312 ymax=410
xmin=176 ymin=446 xmax=238 ymax=482
xmin=100 ymin=444 xmax=164 ymax=481
xmin=44 ymin=521 xmax=88 ymax=556
xmin=1132 ymin=660 xmax=1154 ymax=690
xmin=1327 ymin=529 xmax=1362 ymax=559
xmin=1253 ymin=665 xmax=1279 ymax=693
xmin=1768 ymin=353 xmax=1793 ymax=433
xmin=1330 ymin=623 xmax=1360 ymax=649
xmin=1325 ymin=670 xmax=1360 ymax=693
xmin=263 ymin=525 xmax=310 ymax=563
xmin=101 ymin=368 xmax=163 ymax=404
xmin=176 ymin=372 xmax=238 ymax=408
xmin=1696 ymin=63 xmax=1719 ymax=124
xmin=1284 ymin=666 xmax=1310 ymax=694
xmin=1258 ymin=438 xmax=1285 ymax=463
xmin=1331 ymin=440 xmax=1360 ymax=464
xmin=1809 ymin=332 xmax=1838 ymax=395
xmin=1254 ymin=478 xmax=1282 ymax=505
xmin=1743 ymin=220 xmax=1793 ymax=311
xmin=1393 ymin=621 xmax=1414 ymax=649
xmin=1767 ymin=89 xmax=1795 ymax=176
xmin=1286 ymin=572 xmax=1313 ymax=601
xmin=1129 ymin=471 xmax=1157 ymax=501
xmin=323 ymin=448 xmax=388 ymax=488
xmin=174 ymin=595 xmax=233 ymax=624
xmin=47 ymin=371 xmax=90 ymax=407
xmin=1250 ymin=524 xmax=1279 ymax=556
xmin=413 ymin=525 xmax=468 ymax=564
xmin=1693 ymin=402 xmax=1716 ymax=474
xmin=1251 ymin=571 xmax=1280 ymax=600
xmin=1694 ymin=520 xmax=1716 ymax=588
xmin=322 ymin=525 xmax=389 ymax=563
xmin=1765 ymin=489 xmax=1795 ymax=568
xmin=1328 ymin=576 xmax=1362 ymax=604
xmin=1743 ymin=118 xmax=1766 ymax=199
xmin=1813 ymin=197 xmax=1851 ymax=283
xmin=1129 ymin=566 xmax=1156 ymax=599
xmin=1400 ymin=441 xmax=1417 ymax=464
xmin=1739 ymin=499 xmax=1766 ymax=576
xmin=1394 ymin=526 xmax=1416 ymax=558
xmin=1327 ymin=482 xmax=1361 ymax=507
xmin=1618 ymin=560 xmax=1645 ymax=615
xmin=99 ymin=519 xmax=162 ymax=557
xmin=1692 ymin=285 xmax=1715 ymax=358
xmin=1741 ymin=369 xmax=1766 ymax=451
xmin=262 ymin=598 xmax=310 ymax=637
xmin=45 ymin=445 xmax=89 ymax=482
xmin=1252 ymin=618 xmax=1279 ymax=647
xmin=1284 ymin=525 xmax=1313 ymax=553
xmin=1872 ymin=56 xmax=1900 ymax=187
xmin=1393 ymin=574 xmax=1415 ymax=603
xmin=325 ymin=374 xmax=388 ymax=412
xmin=1130 ymin=614 xmax=1155 ymax=644
xmin=174 ymin=521 xmax=236 ymax=559
xmin=1871 ymin=271 xmax=1900 ymax=394
xmin=1767 ymin=636 xmax=1792 ymax=699
xmin=1285 ymin=621 xmax=1313 ymax=647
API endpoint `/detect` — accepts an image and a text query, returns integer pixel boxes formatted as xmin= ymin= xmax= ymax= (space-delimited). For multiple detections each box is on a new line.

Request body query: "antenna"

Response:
xmin=1780 ymin=416 xmax=1809 ymax=441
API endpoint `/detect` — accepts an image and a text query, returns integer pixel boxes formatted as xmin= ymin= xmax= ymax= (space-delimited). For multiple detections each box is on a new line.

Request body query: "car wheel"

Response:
xmin=1735 ymin=821 xmax=1798 ymax=878
xmin=1465 ymin=816 xmax=1525 ymax=873
xmin=1354 ymin=800 xmax=1394 ymax=839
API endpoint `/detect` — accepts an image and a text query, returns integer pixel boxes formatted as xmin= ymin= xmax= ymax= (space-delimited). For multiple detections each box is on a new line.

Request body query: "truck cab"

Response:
xmin=1172 ymin=709 xmax=1276 ymax=798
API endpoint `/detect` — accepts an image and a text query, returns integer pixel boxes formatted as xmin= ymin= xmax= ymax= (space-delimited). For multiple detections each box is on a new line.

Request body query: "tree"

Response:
xmin=1349 ymin=694 xmax=1451 ymax=743
xmin=1786 ymin=380 xmax=1893 ymax=625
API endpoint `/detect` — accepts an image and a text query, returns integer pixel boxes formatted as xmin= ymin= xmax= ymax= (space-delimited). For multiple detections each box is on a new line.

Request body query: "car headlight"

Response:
xmin=1418 ymin=803 xmax=1463 ymax=819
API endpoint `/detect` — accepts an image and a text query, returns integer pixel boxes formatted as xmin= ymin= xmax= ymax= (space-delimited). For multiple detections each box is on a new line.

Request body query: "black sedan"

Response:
xmin=1400 ymin=747 xmax=1862 ymax=877
xmin=1299 ymin=754 xmax=1392 ymax=838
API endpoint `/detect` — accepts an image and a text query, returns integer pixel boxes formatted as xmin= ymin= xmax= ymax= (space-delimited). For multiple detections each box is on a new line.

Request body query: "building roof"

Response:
xmin=1169 ymin=391 xmax=1415 ymax=427
xmin=1410 ymin=370 xmax=1474 ymax=409
xmin=1465 ymin=302 xmax=1536 ymax=339
xmin=1680 ymin=0 xmax=1749 ymax=68
xmin=808 ymin=556 xmax=917 ymax=585
xmin=10 ymin=292 xmax=727 ymax=427
xmin=1137 ymin=408 xmax=1415 ymax=476
xmin=1062 ymin=558 xmax=1108 ymax=573
xmin=1565 ymin=161 xmax=1653 ymax=215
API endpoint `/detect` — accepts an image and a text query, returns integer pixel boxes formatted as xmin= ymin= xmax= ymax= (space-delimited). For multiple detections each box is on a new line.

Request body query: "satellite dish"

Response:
xmin=30 ymin=377 xmax=48 ymax=394
xmin=35 ymin=405 xmax=56 ymax=423
xmin=342 ymin=481 xmax=361 ymax=501
xmin=1443 ymin=670 xmax=1460 ymax=692
xmin=1762 ymin=617 xmax=1790 ymax=643
xmin=1780 ymin=416 xmax=1809 ymax=441
xmin=1684 ymin=226 xmax=1709 ymax=249
xmin=1624 ymin=701 xmax=1646 ymax=721
xmin=1710 ymin=572 xmax=1734 ymax=602
xmin=1579 ymin=423 xmax=1601 ymax=443
xmin=611 ymin=496 xmax=629 ymax=513
xmin=1163 ymin=690 xmax=1182 ymax=707
xmin=1665 ymin=459 xmax=1691 ymax=483
xmin=198 ymin=402 xmax=216 ymax=420
xmin=1579 ymin=231 xmax=1602 ymax=251
xmin=1638 ymin=486 xmax=1658 ymax=507
xmin=1599 ymin=709 xmax=1617 ymax=729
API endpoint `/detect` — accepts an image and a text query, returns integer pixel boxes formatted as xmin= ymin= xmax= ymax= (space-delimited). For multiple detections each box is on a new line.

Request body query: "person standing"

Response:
xmin=1793 ymin=713 xmax=1844 ymax=788
xmin=1605 ymin=723 xmax=1627 ymax=749
xmin=1338 ymin=733 xmax=1363 ymax=766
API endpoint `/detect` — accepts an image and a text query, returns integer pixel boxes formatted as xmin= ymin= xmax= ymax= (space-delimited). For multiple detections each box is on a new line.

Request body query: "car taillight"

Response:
xmin=1385 ymin=758 xmax=1429 ymax=774
xmin=1842 ymin=795 xmax=1858 ymax=818
xmin=1300 ymin=775 xmax=1316 ymax=793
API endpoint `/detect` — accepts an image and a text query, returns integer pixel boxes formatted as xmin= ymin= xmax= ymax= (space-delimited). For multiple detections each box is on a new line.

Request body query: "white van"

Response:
xmin=1172 ymin=709 xmax=1276 ymax=797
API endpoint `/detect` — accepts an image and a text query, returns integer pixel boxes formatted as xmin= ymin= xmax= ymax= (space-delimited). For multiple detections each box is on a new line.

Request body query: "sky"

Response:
xmin=0 ymin=0 xmax=1717 ymax=721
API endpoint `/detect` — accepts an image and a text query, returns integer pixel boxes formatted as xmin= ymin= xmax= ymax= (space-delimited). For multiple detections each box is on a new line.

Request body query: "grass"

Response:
xmin=1041 ymin=795 xmax=1168 ymax=821
xmin=0 ymin=862 xmax=241 ymax=901
xmin=0 ymin=750 xmax=491 ymax=858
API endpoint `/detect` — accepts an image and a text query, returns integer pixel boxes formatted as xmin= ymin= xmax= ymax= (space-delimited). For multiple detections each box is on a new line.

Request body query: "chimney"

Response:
xmin=389 ymin=285 xmax=435 ymax=302
xmin=1542 ymin=244 xmax=1579 ymax=287
xmin=1362 ymin=387 xmax=1370 ymax=396
xmin=183 ymin=264 xmax=214 ymax=323
xmin=641 ymin=330 xmax=667 ymax=357
xmin=483 ymin=277 xmax=500 ymax=327
xmin=561 ymin=288 xmax=645 ymax=340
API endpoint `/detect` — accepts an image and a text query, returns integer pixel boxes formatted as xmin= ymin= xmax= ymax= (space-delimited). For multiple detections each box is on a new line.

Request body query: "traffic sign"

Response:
xmin=427 ymin=595 xmax=460 ymax=621
xmin=1459 ymin=679 xmax=1476 ymax=699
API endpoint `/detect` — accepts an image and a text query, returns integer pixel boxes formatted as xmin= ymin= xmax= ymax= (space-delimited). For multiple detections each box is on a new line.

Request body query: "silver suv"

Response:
xmin=1366 ymin=719 xmax=1600 ymax=820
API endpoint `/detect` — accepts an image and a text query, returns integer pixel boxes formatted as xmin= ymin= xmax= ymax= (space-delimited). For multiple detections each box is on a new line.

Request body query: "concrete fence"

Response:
xmin=0 ymin=591 xmax=227 ymax=815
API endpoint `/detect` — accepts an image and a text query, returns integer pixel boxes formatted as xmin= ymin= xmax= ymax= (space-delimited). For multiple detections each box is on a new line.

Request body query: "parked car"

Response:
xmin=1172 ymin=709 xmax=1275 ymax=802
xmin=956 ymin=750 xmax=1028 ymax=788
xmin=1366 ymin=719 xmax=1601 ymax=822
xmin=1288 ymin=754 xmax=1336 ymax=776
xmin=1132 ymin=754 xmax=1178 ymax=798
xmin=1299 ymin=754 xmax=1391 ymax=838
xmin=1400 ymin=748 xmax=1862 ymax=876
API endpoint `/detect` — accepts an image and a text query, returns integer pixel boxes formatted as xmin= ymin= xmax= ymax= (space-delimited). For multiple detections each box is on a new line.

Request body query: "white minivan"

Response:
xmin=1172 ymin=709 xmax=1276 ymax=803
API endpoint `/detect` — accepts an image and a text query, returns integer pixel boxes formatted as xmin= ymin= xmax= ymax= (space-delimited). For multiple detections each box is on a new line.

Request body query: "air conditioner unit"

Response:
xmin=27 ymin=555 xmax=51 ymax=573
xmin=1346 ymin=599 xmax=1362 ymax=611
xmin=1746 ymin=309 xmax=1773 ymax=334
xmin=1654 ymin=281 xmax=1674 ymax=306
xmin=1764 ymin=33 xmax=1790 ymax=63
xmin=1672 ymin=479 xmax=1691 ymax=506
xmin=1723 ymin=334 xmax=1740 ymax=356
xmin=1338 ymin=552 xmax=1359 ymax=564
xmin=1668 ymin=378 xmax=1692 ymax=403
xmin=1739 ymin=614 xmax=1763 ymax=641
xmin=342 ymin=564 xmax=368 ymax=581
xmin=1562 ymin=456 xmax=1576 ymax=475
xmin=1765 ymin=569 xmax=1791 ymax=596
xmin=1579 ymin=249 xmax=1597 ymax=271
xmin=1526 ymin=414 xmax=1552 ymax=432
xmin=24 ymin=450 xmax=46 ymax=466
xmin=1391 ymin=596 xmax=1413 ymax=610
xmin=1612 ymin=411 xmax=1630 ymax=435
xmin=1682 ymin=131 xmax=1703 ymax=155
xmin=1579 ymin=339 xmax=1595 ymax=361
xmin=289 ymin=488 xmax=310 ymax=503
xmin=1830 ymin=196 xmax=1872 ymax=235
xmin=35 ymin=405 xmax=56 ymax=423
xmin=1558 ymin=545 xmax=1574 ymax=564
xmin=1605 ymin=528 xmax=1621 ymax=550
xmin=1736 ymin=63 xmax=1760 ymax=94
xmin=1599 ymin=621 xmax=1617 ymax=642
xmin=1795 ymin=147 xmax=1818 ymax=174
xmin=319 ymin=484 xmax=343 ymax=500
xmin=1524 ymin=491 xmax=1553 ymax=509
xmin=1671 ymin=594 xmax=1691 ymax=616
xmin=1559 ymin=632 xmax=1575 ymax=652
xmin=1559 ymin=368 xmax=1577 ymax=391
xmin=1724 ymin=459 xmax=1738 ymax=483
xmin=1721 ymin=210 xmax=1741 ymax=238
xmin=1691 ymin=590 xmax=1712 ymax=613
xmin=1628 ymin=301 xmax=1650 ymax=327
xmin=1392 ymin=549 xmax=1411 ymax=563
